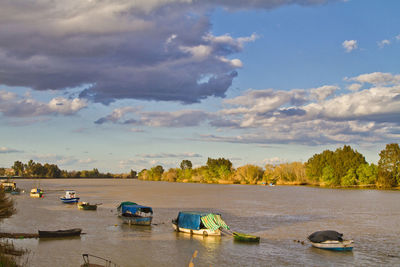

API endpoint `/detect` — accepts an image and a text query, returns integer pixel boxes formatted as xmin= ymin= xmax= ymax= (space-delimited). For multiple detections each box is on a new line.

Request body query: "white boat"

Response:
xmin=172 ymin=222 xmax=221 ymax=236
xmin=311 ymin=240 xmax=354 ymax=251
xmin=60 ymin=190 xmax=80 ymax=203
xmin=172 ymin=211 xmax=230 ymax=236
xmin=30 ymin=188 xmax=43 ymax=198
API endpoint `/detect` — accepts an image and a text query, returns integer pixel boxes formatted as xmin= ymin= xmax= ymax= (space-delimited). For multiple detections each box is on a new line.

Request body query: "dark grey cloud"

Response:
xmin=0 ymin=0 xmax=334 ymax=104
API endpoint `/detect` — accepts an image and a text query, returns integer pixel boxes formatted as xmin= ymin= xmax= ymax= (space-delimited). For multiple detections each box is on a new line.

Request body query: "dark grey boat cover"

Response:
xmin=308 ymin=230 xmax=343 ymax=243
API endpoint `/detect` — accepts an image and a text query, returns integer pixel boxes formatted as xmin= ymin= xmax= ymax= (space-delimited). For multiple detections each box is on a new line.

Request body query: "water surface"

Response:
xmin=2 ymin=179 xmax=400 ymax=266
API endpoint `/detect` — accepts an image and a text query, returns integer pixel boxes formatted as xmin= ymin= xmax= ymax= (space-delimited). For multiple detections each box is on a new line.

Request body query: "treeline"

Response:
xmin=0 ymin=159 xmax=136 ymax=179
xmin=138 ymin=143 xmax=400 ymax=189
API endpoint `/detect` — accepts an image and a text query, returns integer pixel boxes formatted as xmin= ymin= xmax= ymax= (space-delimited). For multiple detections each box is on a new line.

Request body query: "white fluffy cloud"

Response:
xmin=342 ymin=40 xmax=358 ymax=52
xmin=0 ymin=90 xmax=87 ymax=117
xmin=378 ymin=39 xmax=391 ymax=48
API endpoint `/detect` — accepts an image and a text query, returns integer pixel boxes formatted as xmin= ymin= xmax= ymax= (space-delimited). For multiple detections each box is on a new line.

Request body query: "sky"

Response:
xmin=0 ymin=0 xmax=399 ymax=173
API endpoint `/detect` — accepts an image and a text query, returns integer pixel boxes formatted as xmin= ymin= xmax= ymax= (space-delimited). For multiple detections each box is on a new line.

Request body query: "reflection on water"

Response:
xmin=2 ymin=179 xmax=400 ymax=266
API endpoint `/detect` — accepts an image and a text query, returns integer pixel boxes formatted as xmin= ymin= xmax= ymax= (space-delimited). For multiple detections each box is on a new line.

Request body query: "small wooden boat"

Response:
xmin=78 ymin=202 xmax=101 ymax=210
xmin=38 ymin=228 xmax=82 ymax=238
xmin=1 ymin=181 xmax=16 ymax=193
xmin=30 ymin=188 xmax=44 ymax=198
xmin=172 ymin=211 xmax=230 ymax=236
xmin=233 ymin=232 xmax=260 ymax=243
xmin=81 ymin=254 xmax=118 ymax=267
xmin=117 ymin=201 xmax=153 ymax=226
xmin=60 ymin=190 xmax=80 ymax=203
xmin=310 ymin=240 xmax=354 ymax=251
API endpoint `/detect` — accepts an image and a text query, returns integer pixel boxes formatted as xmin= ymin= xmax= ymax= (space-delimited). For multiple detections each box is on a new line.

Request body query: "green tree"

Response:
xmin=378 ymin=143 xmax=400 ymax=188
xmin=180 ymin=160 xmax=193 ymax=170
xmin=233 ymin=164 xmax=264 ymax=184
xmin=206 ymin=157 xmax=233 ymax=181
xmin=356 ymin=163 xmax=377 ymax=185
xmin=12 ymin=161 xmax=24 ymax=176
xmin=129 ymin=170 xmax=137 ymax=178
xmin=321 ymin=165 xmax=336 ymax=186
xmin=341 ymin=168 xmax=357 ymax=186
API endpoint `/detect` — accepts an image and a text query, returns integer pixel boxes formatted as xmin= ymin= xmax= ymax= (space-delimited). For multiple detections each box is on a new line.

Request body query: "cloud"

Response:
xmin=378 ymin=39 xmax=391 ymax=48
xmin=32 ymin=154 xmax=78 ymax=166
xmin=347 ymin=72 xmax=400 ymax=86
xmin=96 ymin=108 xmax=211 ymax=127
xmin=79 ymin=158 xmax=97 ymax=164
xmin=0 ymin=147 xmax=23 ymax=154
xmin=199 ymin=71 xmax=400 ymax=145
xmin=0 ymin=90 xmax=87 ymax=118
xmin=347 ymin=83 xmax=362 ymax=91
xmin=0 ymin=0 xmax=332 ymax=105
xmin=396 ymin=34 xmax=400 ymax=41
xmin=137 ymin=152 xmax=202 ymax=158
xmin=342 ymin=40 xmax=358 ymax=52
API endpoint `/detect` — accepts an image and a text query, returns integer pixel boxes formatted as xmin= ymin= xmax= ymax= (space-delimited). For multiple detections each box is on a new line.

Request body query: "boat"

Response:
xmin=1 ymin=181 xmax=16 ymax=193
xmin=117 ymin=201 xmax=153 ymax=225
xmin=60 ymin=190 xmax=80 ymax=203
xmin=38 ymin=228 xmax=82 ymax=238
xmin=172 ymin=211 xmax=230 ymax=236
xmin=310 ymin=240 xmax=354 ymax=251
xmin=232 ymin=232 xmax=260 ymax=243
xmin=78 ymin=202 xmax=101 ymax=210
xmin=308 ymin=230 xmax=354 ymax=251
xmin=30 ymin=188 xmax=44 ymax=198
xmin=81 ymin=254 xmax=118 ymax=267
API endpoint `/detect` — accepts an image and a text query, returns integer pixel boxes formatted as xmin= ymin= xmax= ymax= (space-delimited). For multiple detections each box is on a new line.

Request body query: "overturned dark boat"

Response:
xmin=38 ymin=228 xmax=82 ymax=238
xmin=308 ymin=230 xmax=353 ymax=251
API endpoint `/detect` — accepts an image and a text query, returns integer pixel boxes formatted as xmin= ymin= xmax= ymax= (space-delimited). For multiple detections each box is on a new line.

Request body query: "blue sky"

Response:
xmin=0 ymin=0 xmax=399 ymax=172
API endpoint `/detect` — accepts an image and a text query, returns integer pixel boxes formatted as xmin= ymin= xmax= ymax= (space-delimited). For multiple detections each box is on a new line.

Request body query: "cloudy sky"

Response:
xmin=1 ymin=0 xmax=399 ymax=172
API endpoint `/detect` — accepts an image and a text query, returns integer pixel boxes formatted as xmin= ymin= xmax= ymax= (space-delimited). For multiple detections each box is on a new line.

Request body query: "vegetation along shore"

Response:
xmin=1 ymin=143 xmax=399 ymax=189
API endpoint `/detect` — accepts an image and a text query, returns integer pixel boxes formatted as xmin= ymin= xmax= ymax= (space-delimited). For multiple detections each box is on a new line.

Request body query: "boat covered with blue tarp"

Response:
xmin=117 ymin=201 xmax=153 ymax=226
xmin=172 ymin=211 xmax=229 ymax=236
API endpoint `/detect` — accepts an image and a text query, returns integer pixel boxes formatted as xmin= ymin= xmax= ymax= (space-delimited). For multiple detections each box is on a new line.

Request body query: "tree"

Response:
xmin=233 ymin=165 xmax=264 ymax=184
xmin=357 ymin=163 xmax=377 ymax=185
xmin=129 ymin=170 xmax=137 ymax=178
xmin=378 ymin=143 xmax=400 ymax=188
xmin=12 ymin=161 xmax=24 ymax=176
xmin=206 ymin=157 xmax=233 ymax=181
xmin=180 ymin=160 xmax=192 ymax=170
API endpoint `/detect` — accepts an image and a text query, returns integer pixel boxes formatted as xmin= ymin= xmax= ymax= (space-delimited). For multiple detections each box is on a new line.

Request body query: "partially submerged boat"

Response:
xmin=1 ymin=180 xmax=16 ymax=193
xmin=308 ymin=230 xmax=354 ymax=251
xmin=60 ymin=190 xmax=80 ymax=203
xmin=232 ymin=232 xmax=260 ymax=243
xmin=78 ymin=202 xmax=101 ymax=210
xmin=172 ymin=211 xmax=230 ymax=236
xmin=30 ymin=188 xmax=44 ymax=198
xmin=38 ymin=228 xmax=82 ymax=238
xmin=117 ymin=201 xmax=153 ymax=226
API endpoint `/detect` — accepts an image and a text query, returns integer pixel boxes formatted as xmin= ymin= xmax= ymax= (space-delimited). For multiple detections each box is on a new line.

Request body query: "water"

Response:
xmin=2 ymin=179 xmax=400 ymax=266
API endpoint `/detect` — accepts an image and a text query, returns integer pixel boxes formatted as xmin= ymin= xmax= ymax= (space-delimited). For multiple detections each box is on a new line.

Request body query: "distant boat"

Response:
xmin=38 ymin=228 xmax=82 ymax=238
xmin=78 ymin=202 xmax=101 ymax=210
xmin=308 ymin=230 xmax=354 ymax=251
xmin=1 ymin=180 xmax=16 ymax=193
xmin=60 ymin=190 xmax=80 ymax=203
xmin=30 ymin=188 xmax=44 ymax=198
xmin=117 ymin=201 xmax=153 ymax=226
xmin=172 ymin=211 xmax=230 ymax=236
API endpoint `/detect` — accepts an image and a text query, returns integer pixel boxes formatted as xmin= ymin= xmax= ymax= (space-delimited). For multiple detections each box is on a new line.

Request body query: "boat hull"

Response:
xmin=119 ymin=215 xmax=152 ymax=226
xmin=311 ymin=240 xmax=354 ymax=251
xmin=78 ymin=203 xmax=97 ymax=210
xmin=60 ymin=197 xmax=80 ymax=203
xmin=172 ymin=223 xmax=221 ymax=236
xmin=38 ymin=228 xmax=82 ymax=238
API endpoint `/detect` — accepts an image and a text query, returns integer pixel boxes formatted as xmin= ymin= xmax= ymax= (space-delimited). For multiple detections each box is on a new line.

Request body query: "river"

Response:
xmin=1 ymin=179 xmax=400 ymax=266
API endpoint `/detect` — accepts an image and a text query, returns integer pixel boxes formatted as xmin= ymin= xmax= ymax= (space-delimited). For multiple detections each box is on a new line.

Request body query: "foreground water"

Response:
xmin=1 ymin=179 xmax=400 ymax=266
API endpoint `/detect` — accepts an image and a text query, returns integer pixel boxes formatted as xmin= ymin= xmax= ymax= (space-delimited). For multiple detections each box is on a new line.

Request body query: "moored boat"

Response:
xmin=172 ymin=211 xmax=230 ymax=236
xmin=308 ymin=230 xmax=354 ymax=251
xmin=78 ymin=202 xmax=101 ymax=210
xmin=60 ymin=190 xmax=80 ymax=203
xmin=310 ymin=240 xmax=354 ymax=251
xmin=38 ymin=228 xmax=82 ymax=238
xmin=1 ymin=181 xmax=16 ymax=193
xmin=30 ymin=188 xmax=44 ymax=198
xmin=117 ymin=201 xmax=153 ymax=226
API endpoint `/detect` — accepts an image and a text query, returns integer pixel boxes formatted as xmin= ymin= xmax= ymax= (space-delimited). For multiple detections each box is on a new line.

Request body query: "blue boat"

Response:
xmin=117 ymin=201 xmax=153 ymax=226
xmin=60 ymin=190 xmax=80 ymax=203
xmin=308 ymin=230 xmax=354 ymax=251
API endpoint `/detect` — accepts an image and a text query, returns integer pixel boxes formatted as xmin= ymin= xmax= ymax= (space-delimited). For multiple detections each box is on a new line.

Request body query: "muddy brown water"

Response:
xmin=2 ymin=179 xmax=400 ymax=266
